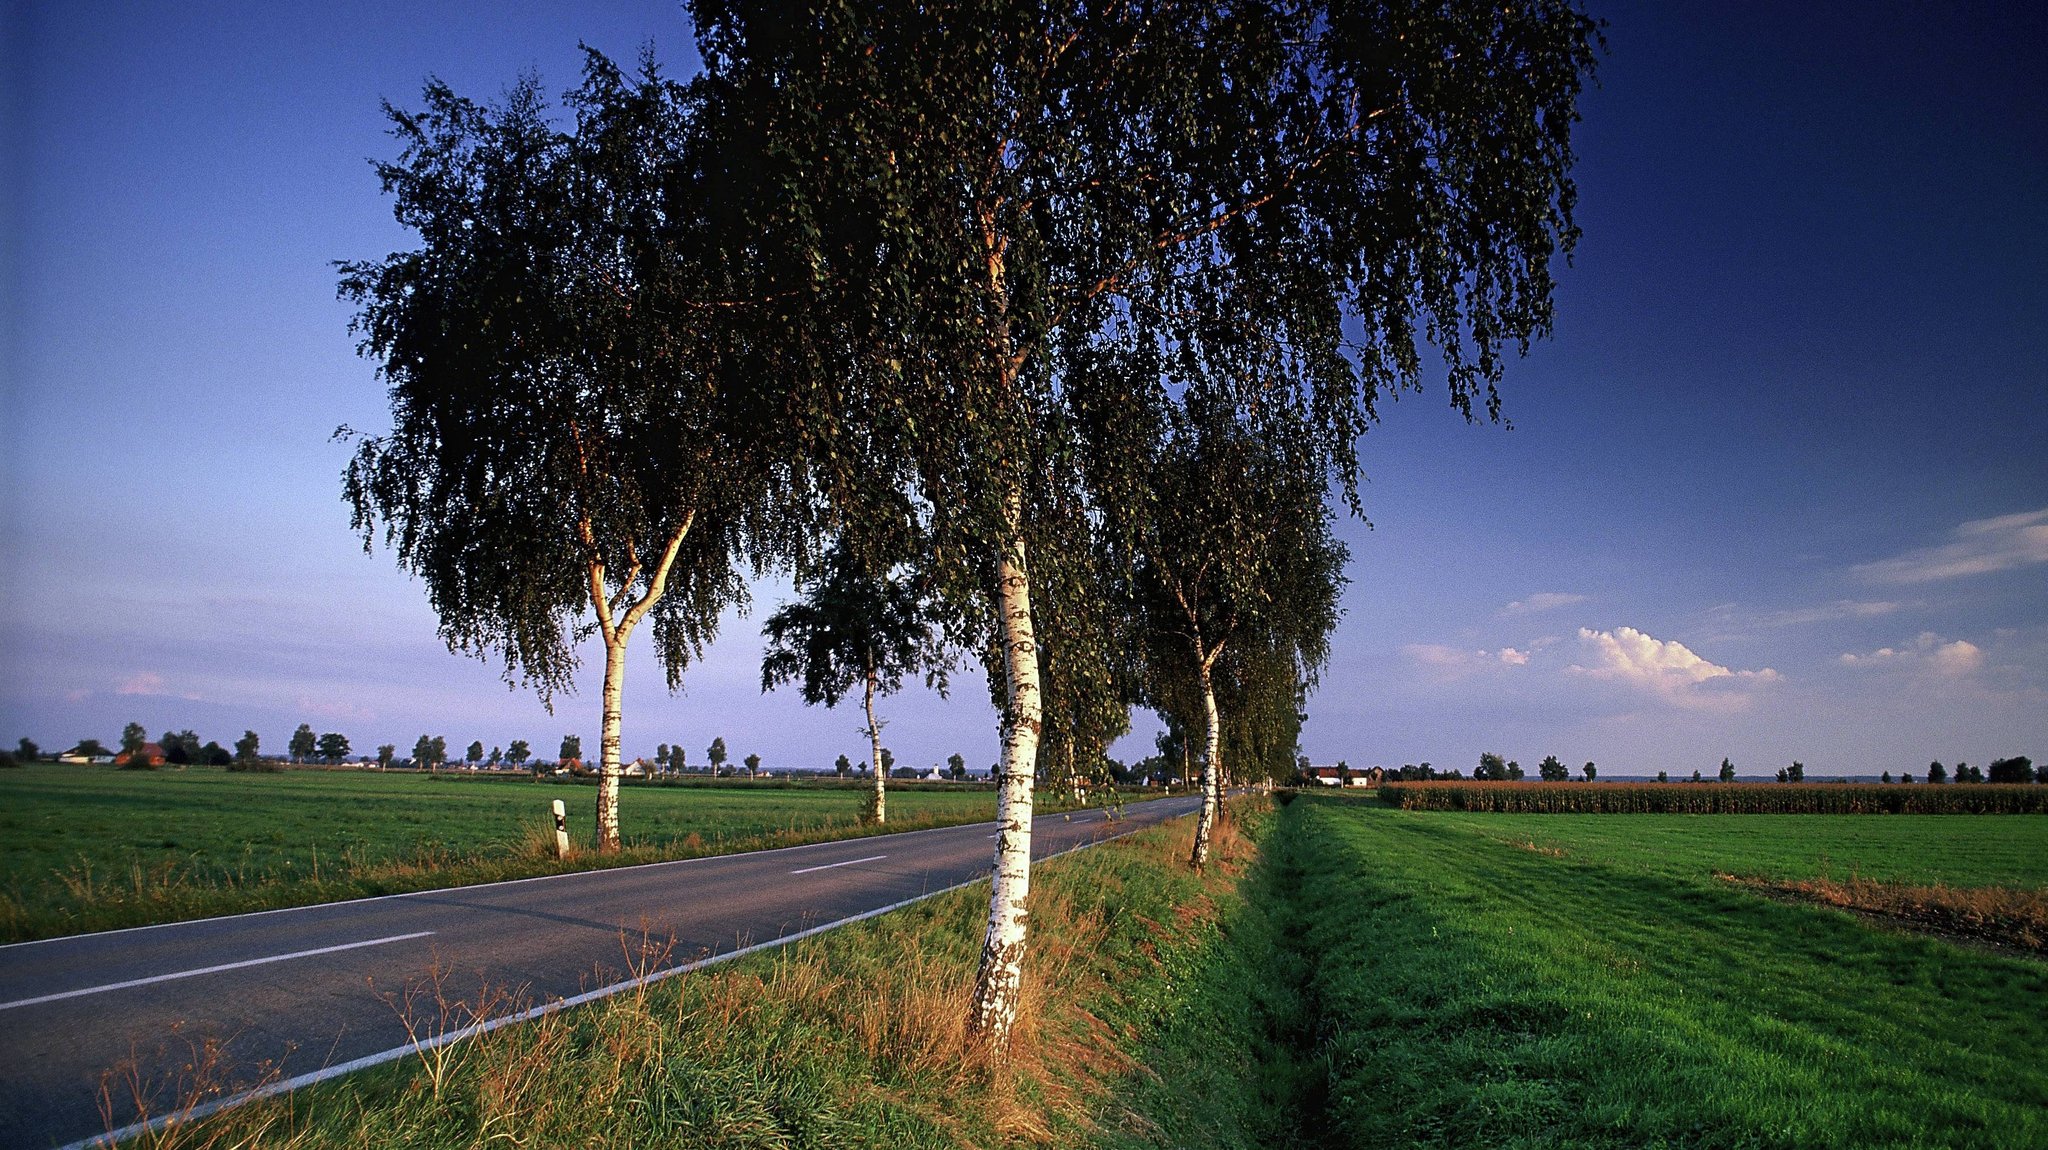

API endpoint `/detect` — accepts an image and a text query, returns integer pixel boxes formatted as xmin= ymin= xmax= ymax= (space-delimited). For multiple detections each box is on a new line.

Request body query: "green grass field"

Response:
xmin=1119 ymin=794 xmax=2047 ymax=1148
xmin=0 ymin=764 xmax=1102 ymax=942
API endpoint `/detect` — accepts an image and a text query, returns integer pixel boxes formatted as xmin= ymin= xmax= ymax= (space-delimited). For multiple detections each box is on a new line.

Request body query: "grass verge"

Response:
xmin=109 ymin=799 xmax=1269 ymax=1149
xmin=1160 ymin=793 xmax=2046 ymax=1149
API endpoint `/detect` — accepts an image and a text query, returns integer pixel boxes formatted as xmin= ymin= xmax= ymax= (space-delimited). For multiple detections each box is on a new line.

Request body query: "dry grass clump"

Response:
xmin=1722 ymin=872 xmax=2048 ymax=954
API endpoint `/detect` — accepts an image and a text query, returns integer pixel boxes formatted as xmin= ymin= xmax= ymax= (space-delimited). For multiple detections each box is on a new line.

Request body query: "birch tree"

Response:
xmin=1112 ymin=407 xmax=1345 ymax=868
xmin=761 ymin=540 xmax=950 ymax=823
xmin=339 ymin=55 xmax=787 ymax=851
xmin=691 ymin=0 xmax=1598 ymax=1054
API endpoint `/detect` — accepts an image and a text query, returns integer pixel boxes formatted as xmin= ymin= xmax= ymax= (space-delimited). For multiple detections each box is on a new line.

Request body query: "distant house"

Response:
xmin=114 ymin=743 xmax=167 ymax=768
xmin=1307 ymin=765 xmax=1377 ymax=788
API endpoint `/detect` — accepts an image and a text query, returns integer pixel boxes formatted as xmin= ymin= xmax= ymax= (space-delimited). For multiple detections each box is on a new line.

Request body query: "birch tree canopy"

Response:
xmin=338 ymin=54 xmax=792 ymax=850
xmin=687 ymin=0 xmax=1599 ymax=1054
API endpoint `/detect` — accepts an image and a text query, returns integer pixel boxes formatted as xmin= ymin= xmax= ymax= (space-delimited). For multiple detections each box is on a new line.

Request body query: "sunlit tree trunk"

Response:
xmin=586 ymin=513 xmax=693 ymax=854
xmin=596 ymin=635 xmax=628 ymax=851
xmin=1191 ymin=651 xmax=1223 ymax=870
xmin=968 ymin=485 xmax=1041 ymax=1057
xmin=864 ymin=662 xmax=886 ymax=824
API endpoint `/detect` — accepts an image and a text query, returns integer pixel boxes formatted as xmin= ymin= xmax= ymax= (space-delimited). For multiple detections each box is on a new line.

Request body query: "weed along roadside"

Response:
xmin=118 ymin=798 xmax=1274 ymax=1150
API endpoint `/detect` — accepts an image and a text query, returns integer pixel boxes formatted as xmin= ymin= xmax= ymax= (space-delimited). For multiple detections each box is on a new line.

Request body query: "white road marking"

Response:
xmin=789 ymin=854 xmax=887 ymax=875
xmin=54 ymin=805 xmax=1197 ymax=1150
xmin=0 ymin=931 xmax=435 ymax=1012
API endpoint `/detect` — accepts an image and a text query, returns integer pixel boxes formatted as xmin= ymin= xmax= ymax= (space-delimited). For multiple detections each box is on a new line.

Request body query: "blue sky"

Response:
xmin=3 ymin=1 xmax=2043 ymax=779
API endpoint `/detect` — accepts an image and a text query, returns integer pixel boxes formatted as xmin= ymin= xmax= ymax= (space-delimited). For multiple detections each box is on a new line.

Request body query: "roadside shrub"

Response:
xmin=226 ymin=758 xmax=283 ymax=773
xmin=1377 ymin=781 xmax=2048 ymax=814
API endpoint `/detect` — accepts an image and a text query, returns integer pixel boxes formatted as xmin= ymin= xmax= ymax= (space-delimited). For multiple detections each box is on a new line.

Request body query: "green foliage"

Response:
xmin=413 ymin=734 xmax=447 ymax=769
xmin=743 ymin=752 xmax=762 ymax=777
xmin=761 ymin=540 xmax=949 ymax=708
xmin=120 ymin=722 xmax=147 ymax=757
xmin=1380 ymin=781 xmax=2048 ymax=814
xmin=160 ymin=729 xmax=202 ymax=765
xmin=1477 ymin=751 xmax=1509 ymax=780
xmin=504 ymin=740 xmax=529 ymax=765
xmin=233 ymin=729 xmax=260 ymax=764
xmin=1720 ymin=756 xmax=1737 ymax=782
xmin=1538 ymin=754 xmax=1569 ymax=781
xmin=68 ymin=739 xmax=111 ymax=759
xmin=691 ymin=0 xmax=1599 ymax=836
xmin=557 ymin=734 xmax=581 ymax=764
xmin=338 ymin=58 xmax=789 ymax=707
xmin=466 ymin=740 xmax=484 ymax=765
xmin=1930 ymin=760 xmax=1949 ymax=784
xmin=834 ymin=753 xmax=851 ymax=777
xmin=289 ymin=723 xmax=316 ymax=763
xmin=1112 ymin=409 xmax=1347 ymax=790
xmin=16 ymin=738 xmax=38 ymax=761
xmin=317 ymin=732 xmax=352 ymax=763
xmin=706 ymin=737 xmax=726 ymax=768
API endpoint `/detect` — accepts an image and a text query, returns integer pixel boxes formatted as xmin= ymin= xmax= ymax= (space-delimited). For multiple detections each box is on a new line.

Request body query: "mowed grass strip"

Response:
xmin=1252 ymin=795 xmax=2047 ymax=1149
xmin=1379 ymin=779 xmax=2048 ymax=814
xmin=0 ymin=765 xmax=1116 ymax=942
xmin=115 ymin=801 xmax=1266 ymax=1150
xmin=1413 ymin=807 xmax=2048 ymax=889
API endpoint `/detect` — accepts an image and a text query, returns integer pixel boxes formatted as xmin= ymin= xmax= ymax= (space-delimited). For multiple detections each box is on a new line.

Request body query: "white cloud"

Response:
xmin=1839 ymin=632 xmax=1984 ymax=677
xmin=1853 ymin=507 xmax=2048 ymax=584
xmin=1402 ymin=644 xmax=1534 ymax=676
xmin=1756 ymin=599 xmax=1904 ymax=627
xmin=117 ymin=671 xmax=165 ymax=696
xmin=1500 ymin=592 xmax=1588 ymax=618
xmin=1570 ymin=626 xmax=1778 ymax=707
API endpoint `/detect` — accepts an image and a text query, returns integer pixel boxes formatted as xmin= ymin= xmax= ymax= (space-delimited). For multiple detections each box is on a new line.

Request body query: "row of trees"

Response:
xmin=338 ymin=1 xmax=1600 ymax=1055
xmin=1368 ymin=755 xmax=2041 ymax=785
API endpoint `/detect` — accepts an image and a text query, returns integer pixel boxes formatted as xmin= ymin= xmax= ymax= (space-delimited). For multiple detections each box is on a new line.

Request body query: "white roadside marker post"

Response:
xmin=552 ymin=799 xmax=570 ymax=859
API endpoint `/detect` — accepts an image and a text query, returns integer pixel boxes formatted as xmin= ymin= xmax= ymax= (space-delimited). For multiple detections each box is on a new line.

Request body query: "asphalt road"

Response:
xmin=0 ymin=793 xmax=1204 ymax=1149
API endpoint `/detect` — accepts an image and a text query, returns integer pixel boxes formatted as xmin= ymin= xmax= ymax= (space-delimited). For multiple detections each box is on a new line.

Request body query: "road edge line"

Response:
xmin=56 ymin=802 xmax=1196 ymax=1150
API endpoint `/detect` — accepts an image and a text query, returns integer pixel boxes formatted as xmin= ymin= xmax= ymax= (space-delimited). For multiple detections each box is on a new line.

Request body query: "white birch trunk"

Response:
xmin=1190 ymin=660 xmax=1222 ymax=869
xmin=864 ymin=666 xmax=886 ymax=824
xmin=596 ymin=635 xmax=627 ymax=852
xmin=581 ymin=512 xmax=692 ymax=856
xmin=967 ymin=491 xmax=1041 ymax=1056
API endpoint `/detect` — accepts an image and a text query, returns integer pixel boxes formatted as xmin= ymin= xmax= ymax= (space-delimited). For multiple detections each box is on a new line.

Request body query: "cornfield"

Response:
xmin=1376 ymin=781 xmax=2048 ymax=814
